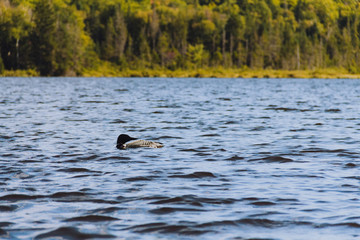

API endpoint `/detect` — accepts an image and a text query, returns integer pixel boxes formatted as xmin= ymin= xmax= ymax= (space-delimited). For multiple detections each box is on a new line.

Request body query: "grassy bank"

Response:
xmin=2 ymin=67 xmax=360 ymax=79
xmin=81 ymin=65 xmax=360 ymax=78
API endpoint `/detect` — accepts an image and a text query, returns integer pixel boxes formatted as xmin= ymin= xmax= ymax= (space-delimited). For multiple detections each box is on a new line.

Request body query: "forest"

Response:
xmin=0 ymin=0 xmax=360 ymax=76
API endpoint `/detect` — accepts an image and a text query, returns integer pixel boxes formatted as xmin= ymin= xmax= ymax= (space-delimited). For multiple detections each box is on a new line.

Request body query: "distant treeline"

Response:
xmin=0 ymin=0 xmax=359 ymax=76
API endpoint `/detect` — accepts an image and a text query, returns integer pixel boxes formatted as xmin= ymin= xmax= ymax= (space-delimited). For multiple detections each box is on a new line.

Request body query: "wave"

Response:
xmin=249 ymin=156 xmax=294 ymax=163
xmin=168 ymin=172 xmax=216 ymax=179
xmin=35 ymin=227 xmax=115 ymax=240
xmin=64 ymin=215 xmax=119 ymax=222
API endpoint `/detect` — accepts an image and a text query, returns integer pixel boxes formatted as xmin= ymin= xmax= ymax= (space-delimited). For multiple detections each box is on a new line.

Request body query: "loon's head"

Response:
xmin=117 ymin=134 xmax=137 ymax=149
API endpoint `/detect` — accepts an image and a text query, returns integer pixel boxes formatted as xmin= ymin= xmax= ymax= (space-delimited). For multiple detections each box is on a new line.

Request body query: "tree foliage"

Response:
xmin=0 ymin=0 xmax=360 ymax=75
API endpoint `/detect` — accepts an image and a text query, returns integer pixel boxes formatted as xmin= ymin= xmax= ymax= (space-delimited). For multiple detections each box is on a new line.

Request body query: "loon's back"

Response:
xmin=116 ymin=134 xmax=163 ymax=149
xmin=125 ymin=139 xmax=163 ymax=149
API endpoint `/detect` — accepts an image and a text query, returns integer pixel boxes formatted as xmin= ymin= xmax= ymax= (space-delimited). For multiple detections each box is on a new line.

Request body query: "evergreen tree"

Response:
xmin=32 ymin=0 xmax=56 ymax=75
xmin=0 ymin=55 xmax=4 ymax=74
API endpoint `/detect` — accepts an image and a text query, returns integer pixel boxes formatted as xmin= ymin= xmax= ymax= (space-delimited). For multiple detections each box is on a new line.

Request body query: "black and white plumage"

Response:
xmin=116 ymin=134 xmax=163 ymax=149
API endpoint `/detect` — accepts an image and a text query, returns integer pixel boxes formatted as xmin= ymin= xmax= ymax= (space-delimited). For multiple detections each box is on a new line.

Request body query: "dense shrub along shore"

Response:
xmin=1 ymin=0 xmax=360 ymax=77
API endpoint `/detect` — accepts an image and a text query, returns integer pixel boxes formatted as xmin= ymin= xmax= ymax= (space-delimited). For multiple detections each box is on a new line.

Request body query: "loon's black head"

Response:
xmin=117 ymin=134 xmax=137 ymax=149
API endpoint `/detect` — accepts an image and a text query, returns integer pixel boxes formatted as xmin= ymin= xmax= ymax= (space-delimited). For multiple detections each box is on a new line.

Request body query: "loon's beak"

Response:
xmin=130 ymin=137 xmax=138 ymax=140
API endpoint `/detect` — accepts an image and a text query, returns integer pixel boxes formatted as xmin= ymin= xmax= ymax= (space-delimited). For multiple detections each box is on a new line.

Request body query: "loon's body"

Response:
xmin=116 ymin=134 xmax=163 ymax=149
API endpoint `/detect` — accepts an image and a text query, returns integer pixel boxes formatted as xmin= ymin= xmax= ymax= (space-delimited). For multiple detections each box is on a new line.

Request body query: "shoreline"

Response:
xmin=2 ymin=68 xmax=360 ymax=79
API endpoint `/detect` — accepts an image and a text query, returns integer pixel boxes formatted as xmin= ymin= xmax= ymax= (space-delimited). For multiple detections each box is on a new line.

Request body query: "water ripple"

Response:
xmin=1 ymin=78 xmax=359 ymax=239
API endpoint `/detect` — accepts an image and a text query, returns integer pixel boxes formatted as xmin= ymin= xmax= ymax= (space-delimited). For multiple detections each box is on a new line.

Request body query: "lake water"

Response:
xmin=0 ymin=77 xmax=359 ymax=240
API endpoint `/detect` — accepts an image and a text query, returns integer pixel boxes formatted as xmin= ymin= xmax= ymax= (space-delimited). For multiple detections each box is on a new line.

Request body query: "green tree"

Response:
xmin=225 ymin=13 xmax=244 ymax=66
xmin=188 ymin=6 xmax=216 ymax=50
xmin=0 ymin=55 xmax=4 ymax=74
xmin=0 ymin=2 xmax=32 ymax=70
xmin=32 ymin=0 xmax=56 ymax=75
xmin=169 ymin=10 xmax=188 ymax=56
xmin=157 ymin=33 xmax=169 ymax=67
xmin=187 ymin=43 xmax=208 ymax=68
xmin=9 ymin=5 xmax=31 ymax=69
xmin=53 ymin=4 xmax=92 ymax=75
xmin=138 ymin=27 xmax=152 ymax=66
xmin=103 ymin=5 xmax=127 ymax=64
xmin=149 ymin=4 xmax=159 ymax=50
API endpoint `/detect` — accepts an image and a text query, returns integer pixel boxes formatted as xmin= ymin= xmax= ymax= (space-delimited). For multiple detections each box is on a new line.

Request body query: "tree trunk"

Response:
xmin=296 ymin=43 xmax=300 ymax=70
xmin=230 ymin=33 xmax=233 ymax=67
xmin=222 ymin=28 xmax=226 ymax=66
xmin=16 ymin=38 xmax=19 ymax=69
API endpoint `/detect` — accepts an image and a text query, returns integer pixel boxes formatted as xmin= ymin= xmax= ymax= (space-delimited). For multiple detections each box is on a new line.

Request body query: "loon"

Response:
xmin=116 ymin=134 xmax=163 ymax=149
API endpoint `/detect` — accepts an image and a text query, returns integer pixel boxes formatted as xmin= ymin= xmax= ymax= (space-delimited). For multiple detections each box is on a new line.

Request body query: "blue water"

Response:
xmin=0 ymin=77 xmax=359 ymax=239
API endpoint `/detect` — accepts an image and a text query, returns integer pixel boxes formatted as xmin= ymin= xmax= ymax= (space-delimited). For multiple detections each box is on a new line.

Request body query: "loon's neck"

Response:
xmin=116 ymin=143 xmax=125 ymax=149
